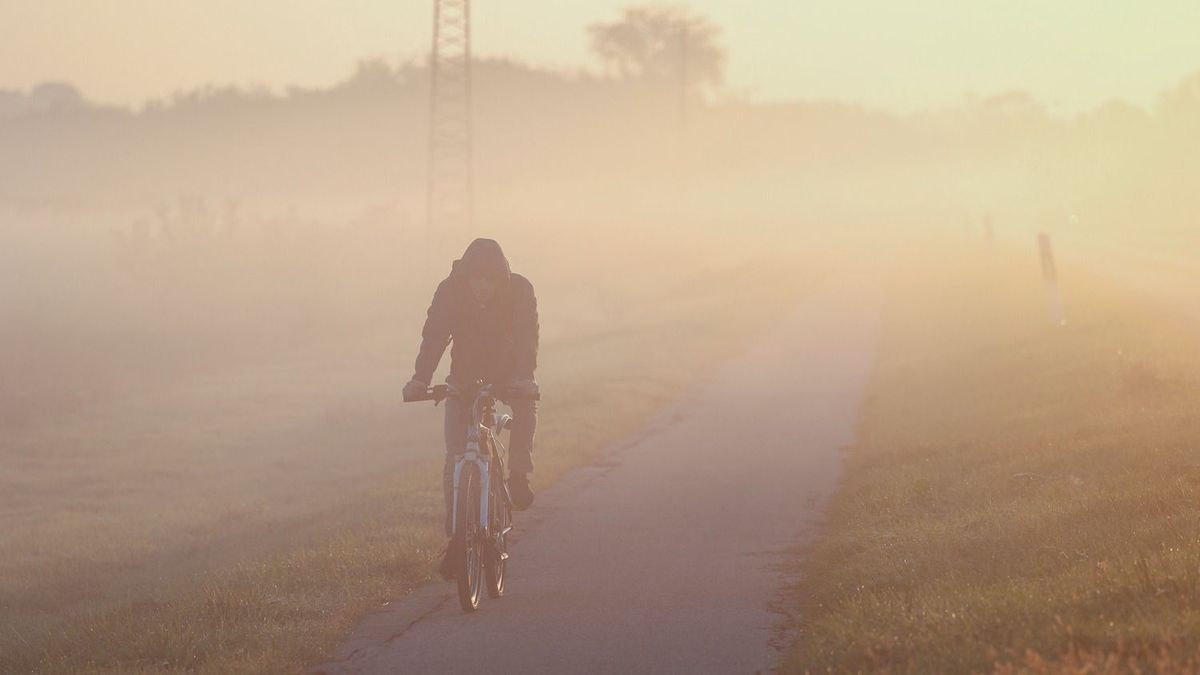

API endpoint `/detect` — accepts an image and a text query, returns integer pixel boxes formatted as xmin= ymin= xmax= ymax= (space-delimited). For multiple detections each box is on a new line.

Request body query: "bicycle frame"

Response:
xmin=449 ymin=384 xmax=512 ymax=539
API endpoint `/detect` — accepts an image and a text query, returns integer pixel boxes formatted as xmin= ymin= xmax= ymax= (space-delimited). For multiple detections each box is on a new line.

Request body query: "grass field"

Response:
xmin=786 ymin=245 xmax=1200 ymax=673
xmin=0 ymin=251 xmax=815 ymax=674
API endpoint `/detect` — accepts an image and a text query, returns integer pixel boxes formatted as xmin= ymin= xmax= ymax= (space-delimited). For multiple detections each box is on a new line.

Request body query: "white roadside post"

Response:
xmin=1038 ymin=232 xmax=1066 ymax=325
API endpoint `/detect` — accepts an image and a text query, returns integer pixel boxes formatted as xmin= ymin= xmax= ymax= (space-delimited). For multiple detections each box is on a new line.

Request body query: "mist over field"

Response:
xmin=6 ymin=57 xmax=1199 ymax=375
xmin=3 ymin=4 xmax=1200 ymax=672
xmin=6 ymin=52 xmax=1200 ymax=428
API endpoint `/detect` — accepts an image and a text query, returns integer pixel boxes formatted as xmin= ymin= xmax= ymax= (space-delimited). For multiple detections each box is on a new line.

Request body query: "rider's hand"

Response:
xmin=506 ymin=378 xmax=539 ymax=398
xmin=403 ymin=379 xmax=429 ymax=402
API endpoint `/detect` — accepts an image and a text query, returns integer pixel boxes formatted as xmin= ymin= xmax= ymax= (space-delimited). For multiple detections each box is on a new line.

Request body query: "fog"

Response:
xmin=2 ymin=9 xmax=1200 ymax=670
xmin=6 ymin=56 xmax=1200 ymax=424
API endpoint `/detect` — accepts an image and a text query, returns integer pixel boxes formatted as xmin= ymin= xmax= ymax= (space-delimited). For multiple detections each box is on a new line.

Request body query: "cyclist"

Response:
xmin=403 ymin=238 xmax=539 ymax=576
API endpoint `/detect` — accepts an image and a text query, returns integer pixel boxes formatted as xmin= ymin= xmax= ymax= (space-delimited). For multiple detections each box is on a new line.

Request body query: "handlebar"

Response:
xmin=403 ymin=384 xmax=451 ymax=403
xmin=500 ymin=389 xmax=541 ymax=402
xmin=403 ymin=384 xmax=540 ymax=403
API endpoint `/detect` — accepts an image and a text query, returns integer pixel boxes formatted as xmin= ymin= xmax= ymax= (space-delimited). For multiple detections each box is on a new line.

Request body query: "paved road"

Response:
xmin=314 ymin=278 xmax=880 ymax=675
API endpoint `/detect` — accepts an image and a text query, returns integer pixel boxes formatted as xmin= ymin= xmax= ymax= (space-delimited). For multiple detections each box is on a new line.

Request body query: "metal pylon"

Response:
xmin=426 ymin=0 xmax=474 ymax=245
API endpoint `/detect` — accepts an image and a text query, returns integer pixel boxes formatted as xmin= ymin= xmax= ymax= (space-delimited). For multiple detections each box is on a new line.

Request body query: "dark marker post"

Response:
xmin=1038 ymin=232 xmax=1066 ymax=325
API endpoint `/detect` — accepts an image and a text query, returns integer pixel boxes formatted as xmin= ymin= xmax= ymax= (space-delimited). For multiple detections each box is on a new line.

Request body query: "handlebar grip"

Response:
xmin=404 ymin=384 xmax=451 ymax=403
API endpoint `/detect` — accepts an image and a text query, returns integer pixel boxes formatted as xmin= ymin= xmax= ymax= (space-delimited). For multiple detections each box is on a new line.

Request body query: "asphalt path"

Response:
xmin=314 ymin=277 xmax=880 ymax=675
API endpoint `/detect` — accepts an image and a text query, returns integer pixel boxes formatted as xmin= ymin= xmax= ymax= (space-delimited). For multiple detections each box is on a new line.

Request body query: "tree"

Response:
xmin=1158 ymin=70 xmax=1200 ymax=122
xmin=588 ymin=5 xmax=726 ymax=96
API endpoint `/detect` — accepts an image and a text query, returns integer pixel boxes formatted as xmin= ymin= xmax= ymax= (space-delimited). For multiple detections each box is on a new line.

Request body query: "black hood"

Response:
xmin=452 ymin=238 xmax=512 ymax=284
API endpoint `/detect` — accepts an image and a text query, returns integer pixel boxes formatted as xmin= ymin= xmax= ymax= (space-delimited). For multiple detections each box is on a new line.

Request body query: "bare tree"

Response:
xmin=588 ymin=5 xmax=726 ymax=96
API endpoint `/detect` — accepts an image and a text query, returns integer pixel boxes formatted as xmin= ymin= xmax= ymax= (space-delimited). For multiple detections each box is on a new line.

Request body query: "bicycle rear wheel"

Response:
xmin=455 ymin=463 xmax=484 ymax=612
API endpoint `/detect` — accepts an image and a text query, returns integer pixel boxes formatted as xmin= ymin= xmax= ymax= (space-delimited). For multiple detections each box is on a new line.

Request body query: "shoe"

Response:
xmin=508 ymin=472 xmax=534 ymax=511
xmin=438 ymin=541 xmax=462 ymax=581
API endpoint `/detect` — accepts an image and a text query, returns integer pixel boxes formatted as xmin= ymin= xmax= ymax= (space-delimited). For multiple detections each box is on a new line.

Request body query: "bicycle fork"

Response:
xmin=450 ymin=439 xmax=490 ymax=540
xmin=450 ymin=421 xmax=514 ymax=543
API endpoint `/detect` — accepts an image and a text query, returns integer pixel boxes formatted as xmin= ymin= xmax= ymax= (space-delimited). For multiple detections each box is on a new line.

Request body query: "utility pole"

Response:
xmin=426 ymin=0 xmax=474 ymax=251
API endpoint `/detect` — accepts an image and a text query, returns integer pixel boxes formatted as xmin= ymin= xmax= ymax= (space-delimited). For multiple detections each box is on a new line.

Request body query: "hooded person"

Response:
xmin=403 ymin=238 xmax=539 ymax=577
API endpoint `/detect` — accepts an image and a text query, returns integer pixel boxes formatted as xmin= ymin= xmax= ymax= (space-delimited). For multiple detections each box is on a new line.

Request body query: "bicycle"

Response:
xmin=404 ymin=380 xmax=539 ymax=612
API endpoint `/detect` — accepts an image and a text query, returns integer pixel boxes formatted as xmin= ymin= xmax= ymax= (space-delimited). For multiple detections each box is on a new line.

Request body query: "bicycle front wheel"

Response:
xmin=455 ymin=463 xmax=484 ymax=612
xmin=485 ymin=469 xmax=511 ymax=599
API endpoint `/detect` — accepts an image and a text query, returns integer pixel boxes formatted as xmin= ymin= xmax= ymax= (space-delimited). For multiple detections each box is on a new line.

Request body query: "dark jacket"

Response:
xmin=413 ymin=238 xmax=539 ymax=386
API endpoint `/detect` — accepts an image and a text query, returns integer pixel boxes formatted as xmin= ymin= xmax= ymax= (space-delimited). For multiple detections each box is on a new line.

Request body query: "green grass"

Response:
xmin=786 ymin=247 xmax=1200 ymax=673
xmin=1 ymin=257 xmax=815 ymax=674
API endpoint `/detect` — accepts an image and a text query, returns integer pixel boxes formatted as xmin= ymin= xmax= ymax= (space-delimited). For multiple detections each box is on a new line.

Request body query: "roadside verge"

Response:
xmin=786 ymin=248 xmax=1200 ymax=673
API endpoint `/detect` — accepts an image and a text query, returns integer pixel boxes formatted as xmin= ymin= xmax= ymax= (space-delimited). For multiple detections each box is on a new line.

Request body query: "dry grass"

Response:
xmin=1 ymin=255 xmax=816 ymax=674
xmin=786 ymin=245 xmax=1200 ymax=674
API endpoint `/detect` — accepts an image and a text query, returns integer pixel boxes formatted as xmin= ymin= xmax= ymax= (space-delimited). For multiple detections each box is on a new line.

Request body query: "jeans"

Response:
xmin=442 ymin=396 xmax=537 ymax=536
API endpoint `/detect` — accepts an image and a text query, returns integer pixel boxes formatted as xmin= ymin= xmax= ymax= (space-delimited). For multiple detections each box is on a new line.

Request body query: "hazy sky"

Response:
xmin=3 ymin=1 xmax=1200 ymax=112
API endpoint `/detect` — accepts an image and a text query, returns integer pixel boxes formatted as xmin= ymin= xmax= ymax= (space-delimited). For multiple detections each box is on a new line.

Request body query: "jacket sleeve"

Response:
xmin=512 ymin=276 xmax=539 ymax=380
xmin=413 ymin=280 xmax=454 ymax=385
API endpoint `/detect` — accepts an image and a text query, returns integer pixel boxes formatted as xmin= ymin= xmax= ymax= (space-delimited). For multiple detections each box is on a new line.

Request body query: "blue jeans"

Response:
xmin=442 ymin=396 xmax=537 ymax=535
